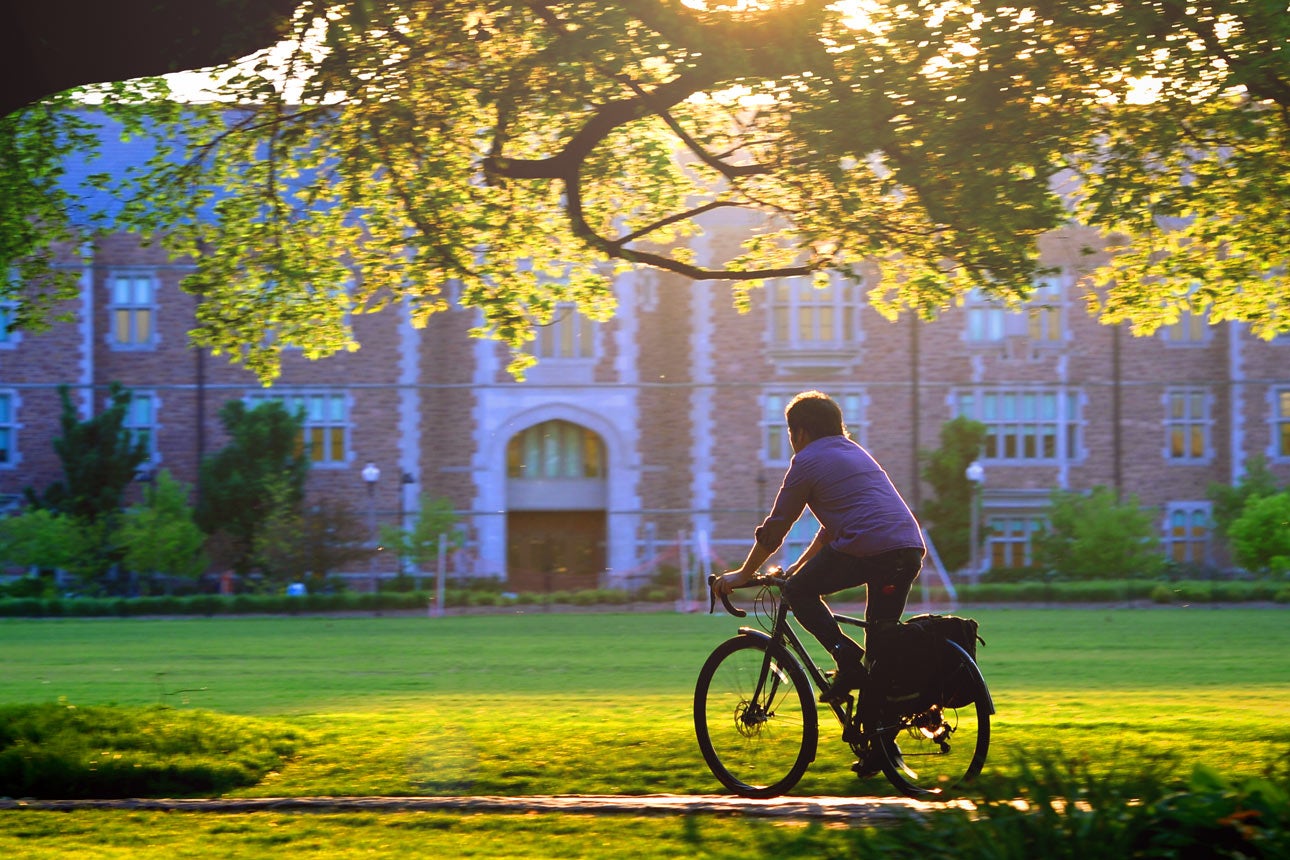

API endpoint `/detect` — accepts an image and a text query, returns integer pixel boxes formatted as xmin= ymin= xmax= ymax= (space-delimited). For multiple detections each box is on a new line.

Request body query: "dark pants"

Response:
xmin=781 ymin=545 xmax=922 ymax=664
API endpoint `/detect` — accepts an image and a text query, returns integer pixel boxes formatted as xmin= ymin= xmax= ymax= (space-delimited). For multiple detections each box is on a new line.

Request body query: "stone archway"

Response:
xmin=503 ymin=419 xmax=607 ymax=591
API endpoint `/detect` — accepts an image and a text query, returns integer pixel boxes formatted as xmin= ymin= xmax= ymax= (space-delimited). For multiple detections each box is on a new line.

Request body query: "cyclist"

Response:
xmin=712 ymin=390 xmax=925 ymax=706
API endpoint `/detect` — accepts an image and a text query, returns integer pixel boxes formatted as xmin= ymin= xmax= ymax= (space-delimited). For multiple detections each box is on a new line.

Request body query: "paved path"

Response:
xmin=1 ymin=794 xmax=967 ymax=825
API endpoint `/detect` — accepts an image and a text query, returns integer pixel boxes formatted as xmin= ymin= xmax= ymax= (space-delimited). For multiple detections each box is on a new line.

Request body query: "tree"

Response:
xmin=253 ymin=479 xmax=371 ymax=588
xmin=21 ymin=383 xmax=150 ymax=586
xmin=4 ymin=1 xmax=1287 ymax=381
xmin=920 ymin=417 xmax=988 ymax=572
xmin=195 ymin=399 xmax=309 ymax=574
xmin=379 ymin=495 xmax=464 ymax=577
xmin=1 ymin=1 xmax=297 ymax=116
xmin=0 ymin=508 xmax=100 ymax=583
xmin=1226 ymin=490 xmax=1290 ymax=576
xmin=25 ymin=383 xmax=149 ymax=522
xmin=119 ymin=469 xmax=209 ymax=590
xmin=1035 ymin=487 xmax=1165 ymax=580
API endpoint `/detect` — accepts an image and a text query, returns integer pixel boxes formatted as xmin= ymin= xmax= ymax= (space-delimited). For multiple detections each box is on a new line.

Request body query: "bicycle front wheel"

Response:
xmin=877 ymin=640 xmax=992 ymax=799
xmin=693 ymin=635 xmax=818 ymax=798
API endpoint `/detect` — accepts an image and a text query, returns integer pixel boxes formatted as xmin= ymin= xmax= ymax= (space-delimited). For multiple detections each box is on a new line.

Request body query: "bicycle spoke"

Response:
xmin=694 ymin=636 xmax=818 ymax=798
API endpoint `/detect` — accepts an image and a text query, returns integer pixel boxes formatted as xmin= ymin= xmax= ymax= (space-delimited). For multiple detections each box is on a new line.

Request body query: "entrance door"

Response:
xmin=506 ymin=510 xmax=606 ymax=592
xmin=504 ymin=419 xmax=608 ymax=591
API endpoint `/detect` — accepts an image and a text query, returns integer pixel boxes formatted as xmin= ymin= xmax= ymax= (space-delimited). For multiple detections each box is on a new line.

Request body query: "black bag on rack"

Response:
xmin=868 ymin=614 xmax=985 ymax=711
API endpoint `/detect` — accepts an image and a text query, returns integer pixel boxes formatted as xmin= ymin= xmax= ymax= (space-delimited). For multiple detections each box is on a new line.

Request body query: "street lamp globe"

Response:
xmin=362 ymin=462 xmax=381 ymax=486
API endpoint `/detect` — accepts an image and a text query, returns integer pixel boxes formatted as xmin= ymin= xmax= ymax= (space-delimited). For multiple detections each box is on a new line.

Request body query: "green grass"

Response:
xmin=1 ymin=607 xmax=1288 ymax=857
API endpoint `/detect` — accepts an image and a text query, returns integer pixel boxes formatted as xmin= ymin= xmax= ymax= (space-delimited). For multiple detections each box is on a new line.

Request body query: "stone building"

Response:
xmin=3 ymin=138 xmax=1288 ymax=590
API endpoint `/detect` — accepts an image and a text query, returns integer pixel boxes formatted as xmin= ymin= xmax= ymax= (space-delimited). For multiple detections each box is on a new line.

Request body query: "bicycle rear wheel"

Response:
xmin=693 ymin=635 xmax=818 ymax=798
xmin=877 ymin=640 xmax=992 ymax=799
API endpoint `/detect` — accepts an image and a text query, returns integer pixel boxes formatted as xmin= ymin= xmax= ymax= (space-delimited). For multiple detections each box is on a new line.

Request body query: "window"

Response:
xmin=955 ymin=388 xmax=1081 ymax=462
xmin=768 ymin=275 xmax=861 ymax=353
xmin=108 ymin=271 xmax=157 ymax=348
xmin=781 ymin=510 xmax=822 ymax=566
xmin=770 ymin=275 xmax=858 ymax=347
xmin=0 ymin=301 xmax=18 ymax=348
xmin=0 ymin=392 xmax=14 ymax=466
xmin=246 ymin=391 xmax=348 ymax=465
xmin=507 ymin=420 xmax=604 ymax=479
xmin=1160 ymin=286 xmax=1213 ymax=344
xmin=1161 ymin=309 xmax=1210 ymax=343
xmin=1026 ymin=278 xmax=1063 ymax=343
xmin=1164 ymin=388 xmax=1210 ymax=462
xmin=987 ymin=515 xmax=1046 ymax=569
xmin=966 ymin=279 xmax=1064 ymax=344
xmin=964 ymin=289 xmax=1006 ymax=343
xmin=532 ymin=306 xmax=596 ymax=360
xmin=1274 ymin=388 xmax=1290 ymax=459
xmin=123 ymin=391 xmax=157 ymax=462
xmin=762 ymin=390 xmax=866 ymax=465
xmin=1164 ymin=503 xmax=1211 ymax=565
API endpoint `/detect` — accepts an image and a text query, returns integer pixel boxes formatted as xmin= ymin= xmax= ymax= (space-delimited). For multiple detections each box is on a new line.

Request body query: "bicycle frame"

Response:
xmin=733 ymin=590 xmax=868 ymax=739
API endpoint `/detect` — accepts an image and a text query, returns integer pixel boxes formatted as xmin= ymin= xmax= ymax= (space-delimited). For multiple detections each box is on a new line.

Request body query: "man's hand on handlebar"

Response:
xmin=712 ymin=568 xmax=754 ymax=598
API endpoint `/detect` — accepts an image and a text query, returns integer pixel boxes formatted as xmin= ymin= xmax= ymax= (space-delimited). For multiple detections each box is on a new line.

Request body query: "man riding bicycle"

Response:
xmin=712 ymin=390 xmax=926 ymax=708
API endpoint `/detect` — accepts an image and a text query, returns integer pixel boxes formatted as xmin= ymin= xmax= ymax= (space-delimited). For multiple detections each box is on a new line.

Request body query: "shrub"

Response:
xmin=1035 ymin=487 xmax=1164 ymax=580
xmin=876 ymin=755 xmax=1290 ymax=860
xmin=0 ymin=702 xmax=305 ymax=799
xmin=469 ymin=591 xmax=499 ymax=607
xmin=1208 ymin=454 xmax=1282 ymax=539
xmin=1228 ymin=491 xmax=1290 ymax=576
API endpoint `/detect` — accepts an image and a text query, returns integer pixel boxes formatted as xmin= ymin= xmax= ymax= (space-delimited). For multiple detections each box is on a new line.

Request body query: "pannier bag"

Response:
xmin=867 ymin=613 xmax=984 ymax=711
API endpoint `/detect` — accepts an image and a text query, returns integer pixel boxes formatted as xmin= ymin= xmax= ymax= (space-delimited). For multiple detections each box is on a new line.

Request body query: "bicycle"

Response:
xmin=694 ymin=569 xmax=994 ymax=800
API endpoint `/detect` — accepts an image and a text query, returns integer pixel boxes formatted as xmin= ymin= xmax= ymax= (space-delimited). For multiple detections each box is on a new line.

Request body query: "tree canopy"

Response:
xmin=3 ymin=0 xmax=1287 ymax=380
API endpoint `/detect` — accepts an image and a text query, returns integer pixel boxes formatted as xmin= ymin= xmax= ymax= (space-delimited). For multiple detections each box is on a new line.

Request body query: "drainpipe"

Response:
xmin=1111 ymin=322 xmax=1123 ymax=502
xmin=910 ymin=311 xmax=921 ymax=512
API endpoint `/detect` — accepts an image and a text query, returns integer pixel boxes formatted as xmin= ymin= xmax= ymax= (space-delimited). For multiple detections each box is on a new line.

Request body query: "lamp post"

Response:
xmin=362 ymin=461 xmax=380 ymax=593
xmin=965 ymin=460 xmax=985 ymax=586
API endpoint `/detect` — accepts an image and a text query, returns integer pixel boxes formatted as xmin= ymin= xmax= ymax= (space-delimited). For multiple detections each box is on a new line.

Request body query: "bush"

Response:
xmin=1228 ymin=491 xmax=1290 ymax=576
xmin=1035 ymin=487 xmax=1165 ymax=580
xmin=0 ymin=702 xmax=305 ymax=799
xmin=877 ymin=755 xmax=1290 ymax=859
xmin=0 ymin=575 xmax=56 ymax=599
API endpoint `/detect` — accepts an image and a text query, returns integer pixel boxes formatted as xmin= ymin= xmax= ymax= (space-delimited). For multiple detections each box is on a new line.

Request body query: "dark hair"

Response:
xmin=785 ymin=390 xmax=846 ymax=439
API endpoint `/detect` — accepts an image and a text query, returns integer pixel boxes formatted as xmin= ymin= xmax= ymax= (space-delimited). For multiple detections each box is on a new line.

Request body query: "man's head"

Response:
xmin=785 ymin=390 xmax=846 ymax=450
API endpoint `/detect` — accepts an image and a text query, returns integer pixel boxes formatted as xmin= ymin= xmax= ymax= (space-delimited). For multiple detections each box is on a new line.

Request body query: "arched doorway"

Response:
xmin=504 ymin=419 xmax=608 ymax=591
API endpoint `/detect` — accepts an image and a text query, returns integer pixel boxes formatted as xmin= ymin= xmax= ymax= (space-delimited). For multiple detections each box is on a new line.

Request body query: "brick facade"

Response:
xmin=4 ymin=188 xmax=1289 ymax=588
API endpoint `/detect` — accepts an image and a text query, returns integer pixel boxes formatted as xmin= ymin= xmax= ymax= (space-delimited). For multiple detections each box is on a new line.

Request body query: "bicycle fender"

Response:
xmin=736 ymin=626 xmax=772 ymax=644
xmin=946 ymin=639 xmax=996 ymax=715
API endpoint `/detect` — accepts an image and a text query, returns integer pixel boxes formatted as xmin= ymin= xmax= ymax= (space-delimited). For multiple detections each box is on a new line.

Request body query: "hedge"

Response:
xmin=0 ymin=579 xmax=1286 ymax=618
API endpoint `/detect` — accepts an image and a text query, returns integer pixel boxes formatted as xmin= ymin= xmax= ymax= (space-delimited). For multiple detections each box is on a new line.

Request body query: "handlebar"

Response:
xmin=707 ymin=574 xmax=745 ymax=617
xmin=707 ymin=568 xmax=789 ymax=618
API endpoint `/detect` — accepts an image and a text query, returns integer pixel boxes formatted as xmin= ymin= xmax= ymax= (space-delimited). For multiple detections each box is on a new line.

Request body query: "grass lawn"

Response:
xmin=2 ymin=606 xmax=1288 ymax=857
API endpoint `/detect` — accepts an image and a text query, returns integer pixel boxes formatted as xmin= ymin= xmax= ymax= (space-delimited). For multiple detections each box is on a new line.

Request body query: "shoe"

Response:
xmin=819 ymin=660 xmax=866 ymax=703
xmin=851 ymin=748 xmax=885 ymax=779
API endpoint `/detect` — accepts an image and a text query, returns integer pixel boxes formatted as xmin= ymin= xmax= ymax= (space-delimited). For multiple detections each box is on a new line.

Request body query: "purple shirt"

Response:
xmin=755 ymin=435 xmax=925 ymax=559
